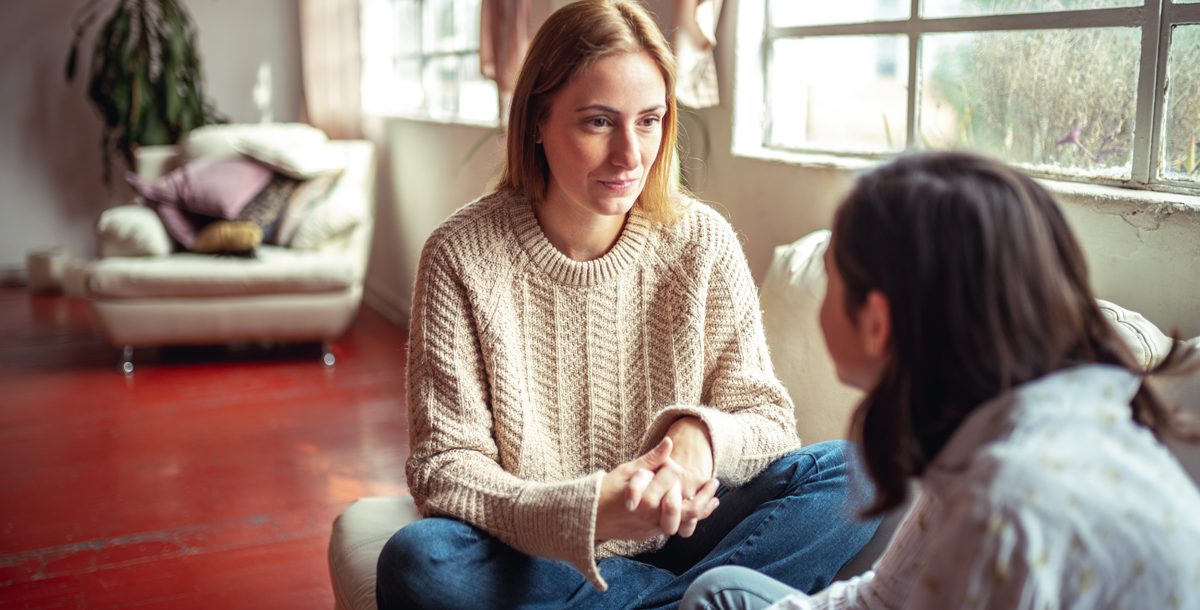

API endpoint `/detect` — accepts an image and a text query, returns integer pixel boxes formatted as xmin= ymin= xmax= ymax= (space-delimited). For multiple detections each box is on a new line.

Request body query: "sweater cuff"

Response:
xmin=640 ymin=405 xmax=745 ymax=483
xmin=513 ymin=471 xmax=608 ymax=591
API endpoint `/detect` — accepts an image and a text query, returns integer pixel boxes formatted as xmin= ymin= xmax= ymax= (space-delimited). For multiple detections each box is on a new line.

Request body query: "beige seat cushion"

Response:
xmin=329 ymin=497 xmax=419 ymax=610
xmin=760 ymin=229 xmax=862 ymax=444
xmin=88 ymin=246 xmax=357 ymax=298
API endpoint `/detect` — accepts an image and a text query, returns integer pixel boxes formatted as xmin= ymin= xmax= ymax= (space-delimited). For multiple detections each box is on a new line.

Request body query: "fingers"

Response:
xmin=625 ymin=468 xmax=654 ymax=511
xmin=677 ymin=478 xmax=720 ymax=538
xmin=634 ymin=436 xmax=673 ymax=470
xmin=659 ymin=480 xmax=683 ymax=536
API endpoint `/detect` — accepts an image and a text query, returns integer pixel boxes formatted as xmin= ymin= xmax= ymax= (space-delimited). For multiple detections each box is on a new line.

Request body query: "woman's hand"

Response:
xmin=596 ymin=425 xmax=721 ymax=543
xmin=637 ymin=417 xmax=718 ymax=538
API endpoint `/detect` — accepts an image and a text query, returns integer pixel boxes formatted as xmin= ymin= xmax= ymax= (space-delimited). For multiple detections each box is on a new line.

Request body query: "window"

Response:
xmin=360 ymin=0 xmax=499 ymax=124
xmin=736 ymin=0 xmax=1200 ymax=191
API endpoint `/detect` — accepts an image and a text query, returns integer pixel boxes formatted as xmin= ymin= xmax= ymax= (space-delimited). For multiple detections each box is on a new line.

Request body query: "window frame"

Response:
xmin=360 ymin=0 xmax=499 ymax=126
xmin=737 ymin=0 xmax=1200 ymax=194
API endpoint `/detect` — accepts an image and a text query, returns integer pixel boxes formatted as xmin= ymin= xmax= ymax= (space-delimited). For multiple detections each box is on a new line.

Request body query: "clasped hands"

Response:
xmin=595 ymin=417 xmax=720 ymax=543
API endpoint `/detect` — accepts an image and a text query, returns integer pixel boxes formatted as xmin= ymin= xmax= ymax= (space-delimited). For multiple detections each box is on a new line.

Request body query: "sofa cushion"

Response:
xmin=237 ymin=138 xmax=346 ymax=180
xmin=193 ymin=221 xmax=262 ymax=255
xmin=329 ymin=497 xmax=419 ymax=610
xmin=183 ymin=122 xmax=328 ymax=161
xmin=274 ymin=171 xmax=344 ymax=246
xmin=87 ymin=246 xmax=358 ymax=298
xmin=760 ymin=229 xmax=862 ymax=444
xmin=127 ymin=158 xmax=275 ymax=249
xmin=96 ymin=204 xmax=173 ymax=258
xmin=1098 ymin=298 xmax=1176 ymax=370
xmin=291 ymin=196 xmax=364 ymax=251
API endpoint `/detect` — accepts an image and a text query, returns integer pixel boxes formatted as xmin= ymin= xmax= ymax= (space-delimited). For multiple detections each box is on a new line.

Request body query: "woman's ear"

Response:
xmin=858 ymin=290 xmax=891 ymax=359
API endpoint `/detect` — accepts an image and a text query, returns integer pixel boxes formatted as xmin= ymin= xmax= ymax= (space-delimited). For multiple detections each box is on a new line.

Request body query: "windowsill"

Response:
xmin=366 ymin=110 xmax=500 ymax=130
xmin=732 ymin=145 xmax=1200 ymax=214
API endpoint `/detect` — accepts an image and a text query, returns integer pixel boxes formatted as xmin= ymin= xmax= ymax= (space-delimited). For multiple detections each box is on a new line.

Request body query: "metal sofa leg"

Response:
xmin=120 ymin=345 xmax=134 ymax=375
xmin=322 ymin=341 xmax=336 ymax=367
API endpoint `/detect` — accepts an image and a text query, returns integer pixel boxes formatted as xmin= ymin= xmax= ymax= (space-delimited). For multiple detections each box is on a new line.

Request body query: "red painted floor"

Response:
xmin=0 ymin=289 xmax=411 ymax=609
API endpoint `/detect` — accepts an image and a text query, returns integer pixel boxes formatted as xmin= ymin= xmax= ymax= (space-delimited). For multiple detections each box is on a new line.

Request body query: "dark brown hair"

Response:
xmin=832 ymin=151 xmax=1192 ymax=515
xmin=496 ymin=0 xmax=683 ymax=224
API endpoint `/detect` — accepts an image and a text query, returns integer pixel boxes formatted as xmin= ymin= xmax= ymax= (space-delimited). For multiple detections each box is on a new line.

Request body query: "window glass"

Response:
xmin=922 ymin=0 xmax=1137 ymax=18
xmin=769 ymin=36 xmax=909 ymax=152
xmin=360 ymin=0 xmax=496 ymax=122
xmin=770 ymin=0 xmax=907 ymax=27
xmin=920 ymin=27 xmax=1139 ymax=179
xmin=1161 ymin=24 xmax=1200 ymax=183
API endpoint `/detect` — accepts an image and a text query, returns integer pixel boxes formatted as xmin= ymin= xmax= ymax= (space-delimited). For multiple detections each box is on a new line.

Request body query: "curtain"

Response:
xmin=674 ymin=0 xmax=722 ymax=109
xmin=480 ymin=0 xmax=532 ymax=125
xmin=300 ymin=0 xmax=363 ymax=139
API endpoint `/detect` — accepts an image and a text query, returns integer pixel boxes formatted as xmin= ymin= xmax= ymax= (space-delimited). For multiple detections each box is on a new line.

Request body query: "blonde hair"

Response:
xmin=497 ymin=0 xmax=683 ymax=225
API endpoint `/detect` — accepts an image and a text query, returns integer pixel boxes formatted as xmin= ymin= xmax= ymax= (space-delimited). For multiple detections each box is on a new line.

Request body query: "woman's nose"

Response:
xmin=609 ymin=127 xmax=640 ymax=169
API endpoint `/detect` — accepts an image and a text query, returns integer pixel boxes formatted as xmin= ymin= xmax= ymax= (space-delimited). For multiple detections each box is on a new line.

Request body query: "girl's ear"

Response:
xmin=858 ymin=290 xmax=891 ymax=359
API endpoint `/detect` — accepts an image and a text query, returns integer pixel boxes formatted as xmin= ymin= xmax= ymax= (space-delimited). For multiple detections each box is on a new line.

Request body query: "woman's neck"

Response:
xmin=533 ymin=198 xmax=628 ymax=262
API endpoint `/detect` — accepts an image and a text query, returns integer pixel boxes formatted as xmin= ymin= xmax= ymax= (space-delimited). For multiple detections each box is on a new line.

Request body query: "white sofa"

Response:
xmin=85 ymin=123 xmax=376 ymax=372
xmin=327 ymin=230 xmax=1200 ymax=610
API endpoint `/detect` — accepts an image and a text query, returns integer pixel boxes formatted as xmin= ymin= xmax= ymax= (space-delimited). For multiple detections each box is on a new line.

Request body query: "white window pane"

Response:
xmin=423 ymin=55 xmax=461 ymax=118
xmin=770 ymin=0 xmax=906 ymax=27
xmin=768 ymin=36 xmax=908 ymax=153
xmin=396 ymin=0 xmax=422 ymax=55
xmin=923 ymin=0 xmax=1137 ymax=18
xmin=362 ymin=57 xmax=423 ymax=115
xmin=458 ymin=53 xmax=499 ymax=123
xmin=1161 ymin=24 xmax=1200 ymax=183
xmin=920 ymin=28 xmax=1139 ymax=179
xmin=425 ymin=0 xmax=479 ymax=53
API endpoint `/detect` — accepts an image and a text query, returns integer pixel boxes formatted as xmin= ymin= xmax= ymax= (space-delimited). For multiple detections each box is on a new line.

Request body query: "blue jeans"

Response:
xmin=376 ymin=441 xmax=880 ymax=610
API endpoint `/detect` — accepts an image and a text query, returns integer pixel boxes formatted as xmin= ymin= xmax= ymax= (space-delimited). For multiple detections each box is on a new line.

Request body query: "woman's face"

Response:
xmin=820 ymin=236 xmax=886 ymax=390
xmin=538 ymin=51 xmax=666 ymax=220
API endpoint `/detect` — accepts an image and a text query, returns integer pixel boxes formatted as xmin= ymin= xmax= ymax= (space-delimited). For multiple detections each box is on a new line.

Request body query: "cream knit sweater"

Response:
xmin=405 ymin=190 xmax=799 ymax=591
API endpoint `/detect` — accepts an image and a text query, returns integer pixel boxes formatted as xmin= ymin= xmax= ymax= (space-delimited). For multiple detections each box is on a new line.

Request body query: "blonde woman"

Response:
xmin=375 ymin=2 xmax=880 ymax=607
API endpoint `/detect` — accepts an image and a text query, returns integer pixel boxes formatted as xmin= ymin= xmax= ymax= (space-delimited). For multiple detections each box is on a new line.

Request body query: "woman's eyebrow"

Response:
xmin=574 ymin=103 xmax=666 ymax=114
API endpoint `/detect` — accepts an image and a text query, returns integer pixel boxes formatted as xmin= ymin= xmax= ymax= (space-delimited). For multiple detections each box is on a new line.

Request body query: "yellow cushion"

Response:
xmin=193 ymin=221 xmax=262 ymax=254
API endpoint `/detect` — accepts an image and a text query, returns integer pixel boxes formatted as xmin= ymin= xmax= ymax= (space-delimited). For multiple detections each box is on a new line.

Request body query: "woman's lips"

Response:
xmin=599 ymin=178 xmax=637 ymax=192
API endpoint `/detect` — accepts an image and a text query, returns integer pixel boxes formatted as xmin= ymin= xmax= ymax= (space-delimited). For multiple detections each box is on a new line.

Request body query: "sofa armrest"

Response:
xmin=96 ymin=203 xmax=173 ymax=258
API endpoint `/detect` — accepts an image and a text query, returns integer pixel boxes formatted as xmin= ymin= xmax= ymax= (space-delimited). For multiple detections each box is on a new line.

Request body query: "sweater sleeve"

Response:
xmin=404 ymin=240 xmax=609 ymax=590
xmin=640 ymin=223 xmax=799 ymax=484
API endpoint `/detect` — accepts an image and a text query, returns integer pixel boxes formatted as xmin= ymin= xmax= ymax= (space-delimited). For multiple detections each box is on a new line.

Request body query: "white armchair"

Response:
xmin=86 ymin=123 xmax=376 ymax=372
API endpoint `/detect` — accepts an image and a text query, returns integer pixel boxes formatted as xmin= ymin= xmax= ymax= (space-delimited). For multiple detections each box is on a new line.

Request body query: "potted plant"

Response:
xmin=65 ymin=0 xmax=225 ymax=183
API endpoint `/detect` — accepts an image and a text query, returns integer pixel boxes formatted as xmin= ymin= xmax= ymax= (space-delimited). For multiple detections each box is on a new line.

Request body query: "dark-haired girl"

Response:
xmin=683 ymin=151 xmax=1200 ymax=610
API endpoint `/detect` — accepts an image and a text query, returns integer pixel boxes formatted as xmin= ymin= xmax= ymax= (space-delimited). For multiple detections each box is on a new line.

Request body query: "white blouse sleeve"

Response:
xmin=898 ymin=488 xmax=1043 ymax=610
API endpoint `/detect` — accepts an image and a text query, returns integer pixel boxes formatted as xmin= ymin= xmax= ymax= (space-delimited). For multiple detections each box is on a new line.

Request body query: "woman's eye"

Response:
xmin=640 ymin=115 xmax=662 ymax=128
xmin=586 ymin=117 xmax=612 ymax=128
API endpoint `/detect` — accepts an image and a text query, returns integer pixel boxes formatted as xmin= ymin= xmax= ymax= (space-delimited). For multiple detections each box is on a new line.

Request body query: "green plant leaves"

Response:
xmin=65 ymin=0 xmax=226 ymax=183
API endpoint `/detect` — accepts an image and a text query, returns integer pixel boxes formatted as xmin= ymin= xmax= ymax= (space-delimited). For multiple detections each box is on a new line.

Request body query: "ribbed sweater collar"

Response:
xmin=509 ymin=194 xmax=654 ymax=287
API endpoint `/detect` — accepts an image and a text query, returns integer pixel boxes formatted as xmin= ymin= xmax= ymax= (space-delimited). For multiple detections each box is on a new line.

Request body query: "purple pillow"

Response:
xmin=126 ymin=158 xmax=274 ymax=249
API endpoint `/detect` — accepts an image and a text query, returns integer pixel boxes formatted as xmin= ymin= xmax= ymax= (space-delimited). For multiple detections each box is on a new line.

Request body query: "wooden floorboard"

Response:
xmin=0 ymin=289 xmax=411 ymax=608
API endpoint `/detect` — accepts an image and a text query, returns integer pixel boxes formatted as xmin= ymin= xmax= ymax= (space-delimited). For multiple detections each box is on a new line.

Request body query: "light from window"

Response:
xmin=1163 ymin=24 xmax=1200 ymax=181
xmin=360 ymin=0 xmax=499 ymax=124
xmin=738 ymin=0 xmax=1200 ymax=191
xmin=921 ymin=27 xmax=1139 ymax=180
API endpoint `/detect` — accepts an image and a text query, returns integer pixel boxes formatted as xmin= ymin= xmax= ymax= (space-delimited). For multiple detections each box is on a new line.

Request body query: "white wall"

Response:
xmin=0 ymin=0 xmax=302 ymax=274
xmin=364 ymin=0 xmax=1200 ymax=338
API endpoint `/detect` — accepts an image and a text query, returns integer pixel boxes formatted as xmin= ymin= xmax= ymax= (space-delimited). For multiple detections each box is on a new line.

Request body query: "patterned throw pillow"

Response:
xmin=126 ymin=158 xmax=274 ymax=249
xmin=234 ymin=173 xmax=303 ymax=244
xmin=272 ymin=170 xmax=343 ymax=246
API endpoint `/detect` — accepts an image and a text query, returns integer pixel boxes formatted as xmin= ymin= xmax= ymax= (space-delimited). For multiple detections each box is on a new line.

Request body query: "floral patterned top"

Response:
xmin=769 ymin=364 xmax=1200 ymax=610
